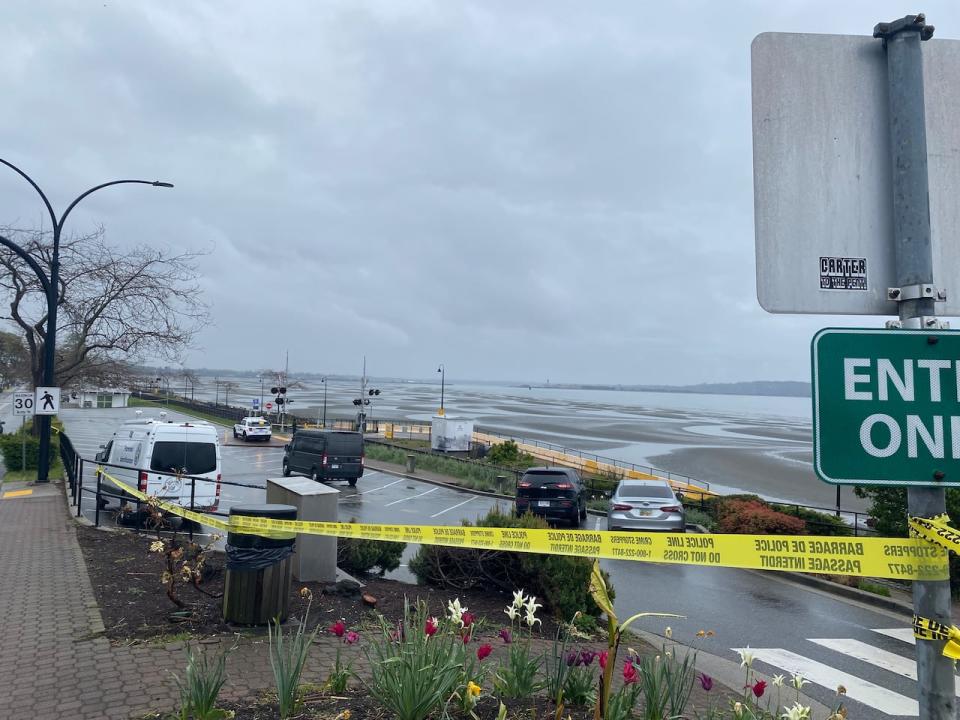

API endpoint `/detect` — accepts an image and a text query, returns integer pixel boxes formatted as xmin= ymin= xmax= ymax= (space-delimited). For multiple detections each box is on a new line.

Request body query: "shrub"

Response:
xmin=769 ymin=503 xmax=852 ymax=536
xmin=337 ymin=533 xmax=405 ymax=575
xmin=409 ymin=507 xmax=614 ymax=619
xmin=683 ymin=508 xmax=716 ymax=531
xmin=486 ymin=440 xmax=521 ymax=465
xmin=715 ymin=499 xmax=806 ymax=535
xmin=0 ymin=428 xmax=57 ymax=471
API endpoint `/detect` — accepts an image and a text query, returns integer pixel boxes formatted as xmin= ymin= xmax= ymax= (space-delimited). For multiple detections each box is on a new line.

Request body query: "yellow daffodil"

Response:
xmin=467 ymin=681 xmax=481 ymax=697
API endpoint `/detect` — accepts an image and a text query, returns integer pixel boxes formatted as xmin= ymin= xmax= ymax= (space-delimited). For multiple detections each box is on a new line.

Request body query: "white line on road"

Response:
xmin=873 ymin=627 xmax=916 ymax=645
xmin=734 ymin=647 xmax=918 ymax=715
xmin=360 ymin=479 xmax=404 ymax=495
xmin=810 ymin=637 xmax=960 ymax=692
xmin=385 ymin=487 xmax=438 ymax=506
xmin=430 ymin=496 xmax=476 ymax=518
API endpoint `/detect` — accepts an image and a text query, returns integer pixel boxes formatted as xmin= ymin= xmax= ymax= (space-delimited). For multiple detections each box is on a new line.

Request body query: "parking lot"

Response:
xmin=60 ymin=406 xmax=506 ymax=580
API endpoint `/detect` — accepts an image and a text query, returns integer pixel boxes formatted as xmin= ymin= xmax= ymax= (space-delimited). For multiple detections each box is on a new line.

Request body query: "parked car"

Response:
xmin=95 ymin=418 xmax=221 ymax=511
xmin=233 ymin=416 xmax=272 ymax=442
xmin=282 ymin=429 xmax=364 ymax=486
xmin=515 ymin=467 xmax=586 ymax=526
xmin=606 ymin=479 xmax=685 ymax=532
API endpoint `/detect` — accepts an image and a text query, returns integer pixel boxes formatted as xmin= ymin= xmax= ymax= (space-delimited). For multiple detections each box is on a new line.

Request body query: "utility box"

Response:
xmin=266 ymin=477 xmax=338 ymax=583
xmin=431 ymin=416 xmax=474 ymax=452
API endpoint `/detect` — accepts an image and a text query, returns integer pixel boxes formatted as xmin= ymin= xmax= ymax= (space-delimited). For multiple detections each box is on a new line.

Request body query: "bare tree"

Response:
xmin=0 ymin=330 xmax=28 ymax=390
xmin=0 ymin=226 xmax=210 ymax=389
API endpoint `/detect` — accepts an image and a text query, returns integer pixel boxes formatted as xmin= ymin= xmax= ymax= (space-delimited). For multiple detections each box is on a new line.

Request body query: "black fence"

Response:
xmin=66 ymin=445 xmax=262 ymax=541
xmin=133 ymin=390 xmax=248 ymax=423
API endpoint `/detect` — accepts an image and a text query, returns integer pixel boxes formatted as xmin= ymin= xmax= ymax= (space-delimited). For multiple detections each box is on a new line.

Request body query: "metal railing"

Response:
xmin=474 ymin=426 xmax=712 ymax=491
xmin=68 ymin=451 xmax=263 ymax=540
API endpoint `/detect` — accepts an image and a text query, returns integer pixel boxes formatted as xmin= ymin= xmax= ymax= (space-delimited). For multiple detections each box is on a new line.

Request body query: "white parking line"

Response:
xmin=430 ymin=496 xmax=476 ymax=518
xmin=385 ymin=487 xmax=438 ymax=506
xmin=360 ymin=478 xmax=404 ymax=495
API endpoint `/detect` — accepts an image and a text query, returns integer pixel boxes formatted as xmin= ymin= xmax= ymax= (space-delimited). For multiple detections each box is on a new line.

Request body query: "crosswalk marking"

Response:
xmin=873 ymin=627 xmax=916 ymax=645
xmin=735 ymin=647 xmax=919 ymax=716
xmin=811 ymin=638 xmax=960 ymax=695
xmin=810 ymin=638 xmax=918 ymax=681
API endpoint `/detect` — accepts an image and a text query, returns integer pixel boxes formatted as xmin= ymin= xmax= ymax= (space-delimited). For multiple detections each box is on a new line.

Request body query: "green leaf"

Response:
xmin=618 ymin=611 xmax=683 ymax=634
xmin=588 ymin=560 xmax=615 ymax=624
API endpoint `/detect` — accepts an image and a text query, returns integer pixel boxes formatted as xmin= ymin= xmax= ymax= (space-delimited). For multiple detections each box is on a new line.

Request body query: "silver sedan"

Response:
xmin=606 ymin=479 xmax=686 ymax=532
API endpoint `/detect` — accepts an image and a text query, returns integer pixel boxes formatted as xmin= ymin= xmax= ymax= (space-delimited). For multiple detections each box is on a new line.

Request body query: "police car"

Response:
xmin=233 ymin=416 xmax=272 ymax=442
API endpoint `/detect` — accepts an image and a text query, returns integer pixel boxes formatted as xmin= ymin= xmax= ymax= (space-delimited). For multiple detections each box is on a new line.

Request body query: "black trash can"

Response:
xmin=222 ymin=504 xmax=297 ymax=625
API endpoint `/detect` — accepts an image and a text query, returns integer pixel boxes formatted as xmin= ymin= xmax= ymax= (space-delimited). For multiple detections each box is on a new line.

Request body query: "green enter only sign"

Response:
xmin=812 ymin=328 xmax=960 ymax=487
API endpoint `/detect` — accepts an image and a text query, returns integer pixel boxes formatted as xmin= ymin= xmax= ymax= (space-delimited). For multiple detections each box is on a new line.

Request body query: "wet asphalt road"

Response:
xmin=58 ymin=407 xmax=933 ymax=718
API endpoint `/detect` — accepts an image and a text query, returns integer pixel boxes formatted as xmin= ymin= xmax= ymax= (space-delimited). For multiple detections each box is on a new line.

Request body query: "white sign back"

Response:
xmin=13 ymin=391 xmax=34 ymax=416
xmin=34 ymin=387 xmax=60 ymax=415
xmin=752 ymin=32 xmax=960 ymax=315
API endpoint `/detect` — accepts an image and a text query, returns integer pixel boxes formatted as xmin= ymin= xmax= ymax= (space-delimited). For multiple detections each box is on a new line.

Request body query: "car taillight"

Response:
xmin=518 ymin=481 xmax=531 ymax=488
xmin=612 ymin=503 xmax=633 ymax=511
xmin=554 ymin=482 xmax=573 ymax=489
xmin=138 ymin=471 xmax=148 ymax=492
xmin=361 ymin=454 xmax=365 ymax=467
xmin=322 ymin=453 xmax=328 ymax=466
xmin=660 ymin=505 xmax=682 ymax=513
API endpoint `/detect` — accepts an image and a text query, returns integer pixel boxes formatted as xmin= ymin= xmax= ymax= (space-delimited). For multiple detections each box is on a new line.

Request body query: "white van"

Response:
xmin=97 ymin=419 xmax=222 ymax=511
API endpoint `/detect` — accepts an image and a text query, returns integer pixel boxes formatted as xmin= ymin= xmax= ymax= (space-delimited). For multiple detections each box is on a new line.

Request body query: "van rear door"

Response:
xmin=324 ymin=433 xmax=364 ymax=478
xmin=147 ymin=438 xmax=220 ymax=510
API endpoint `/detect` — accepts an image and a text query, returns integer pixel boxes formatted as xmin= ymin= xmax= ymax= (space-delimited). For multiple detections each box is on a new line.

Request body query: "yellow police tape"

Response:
xmin=913 ymin=615 xmax=960 ymax=660
xmin=98 ymin=469 xmax=947 ymax=581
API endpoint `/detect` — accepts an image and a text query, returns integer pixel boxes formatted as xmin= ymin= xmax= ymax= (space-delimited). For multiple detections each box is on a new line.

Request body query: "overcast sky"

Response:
xmin=2 ymin=1 xmax=958 ymax=385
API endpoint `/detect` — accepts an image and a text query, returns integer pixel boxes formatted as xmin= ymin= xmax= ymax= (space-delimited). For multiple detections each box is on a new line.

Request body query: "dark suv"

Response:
xmin=515 ymin=467 xmax=586 ymax=526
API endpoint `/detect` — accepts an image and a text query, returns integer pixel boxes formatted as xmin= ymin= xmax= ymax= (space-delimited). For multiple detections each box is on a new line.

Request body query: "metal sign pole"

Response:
xmin=875 ymin=14 xmax=954 ymax=717
xmin=21 ymin=415 xmax=25 ymax=472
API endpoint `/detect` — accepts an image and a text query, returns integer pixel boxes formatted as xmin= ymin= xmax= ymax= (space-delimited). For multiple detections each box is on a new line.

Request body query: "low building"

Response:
xmin=64 ymin=388 xmax=132 ymax=409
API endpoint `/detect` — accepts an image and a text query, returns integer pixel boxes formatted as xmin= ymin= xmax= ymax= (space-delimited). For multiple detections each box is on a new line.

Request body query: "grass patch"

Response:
xmin=365 ymin=442 xmax=517 ymax=493
xmin=2 ymin=456 xmax=65 ymax=484
xmin=130 ymin=397 xmax=232 ymax=428
xmin=857 ymin=580 xmax=892 ymax=597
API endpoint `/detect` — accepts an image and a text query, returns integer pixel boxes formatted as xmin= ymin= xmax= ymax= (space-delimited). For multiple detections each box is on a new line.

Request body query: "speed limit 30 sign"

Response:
xmin=13 ymin=391 xmax=34 ymax=416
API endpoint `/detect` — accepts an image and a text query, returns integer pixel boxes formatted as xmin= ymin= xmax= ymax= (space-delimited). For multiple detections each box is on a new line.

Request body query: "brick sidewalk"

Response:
xmin=0 ymin=480 xmax=350 ymax=720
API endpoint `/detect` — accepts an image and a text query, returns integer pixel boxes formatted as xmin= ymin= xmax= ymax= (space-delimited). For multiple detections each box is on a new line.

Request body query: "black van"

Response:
xmin=282 ymin=430 xmax=365 ymax=486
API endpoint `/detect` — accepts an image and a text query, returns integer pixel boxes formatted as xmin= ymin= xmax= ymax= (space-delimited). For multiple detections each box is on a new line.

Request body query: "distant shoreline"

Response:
xmin=512 ymin=381 xmax=811 ymax=400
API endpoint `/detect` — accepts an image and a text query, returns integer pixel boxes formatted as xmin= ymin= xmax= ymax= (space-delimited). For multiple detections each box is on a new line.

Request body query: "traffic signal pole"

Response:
xmin=874 ymin=14 xmax=954 ymax=718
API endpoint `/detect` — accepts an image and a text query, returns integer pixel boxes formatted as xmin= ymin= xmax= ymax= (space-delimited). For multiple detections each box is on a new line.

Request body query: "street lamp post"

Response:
xmin=0 ymin=158 xmax=172 ymax=482
xmin=437 ymin=364 xmax=445 ymax=416
xmin=258 ymin=374 xmax=265 ymax=412
xmin=322 ymin=377 xmax=328 ymax=428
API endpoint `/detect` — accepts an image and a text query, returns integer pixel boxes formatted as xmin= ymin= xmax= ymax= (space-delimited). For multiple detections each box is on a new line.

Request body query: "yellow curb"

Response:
xmin=3 ymin=489 xmax=33 ymax=499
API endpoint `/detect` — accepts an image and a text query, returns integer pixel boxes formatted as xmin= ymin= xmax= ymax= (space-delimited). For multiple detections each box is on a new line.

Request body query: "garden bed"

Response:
xmin=76 ymin=523 xmax=572 ymax=642
xmin=80 ymin=523 xmax=741 ymax=718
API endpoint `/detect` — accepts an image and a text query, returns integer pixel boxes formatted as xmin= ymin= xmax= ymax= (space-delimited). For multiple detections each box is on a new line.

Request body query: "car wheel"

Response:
xmin=579 ymin=503 xmax=587 ymax=521
xmin=311 ymin=468 xmax=319 ymax=483
xmin=242 ymin=432 xmax=247 ymax=442
xmin=232 ymin=429 xmax=238 ymax=438
xmin=282 ymin=460 xmax=290 ymax=477
xmin=348 ymin=478 xmax=357 ymax=487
